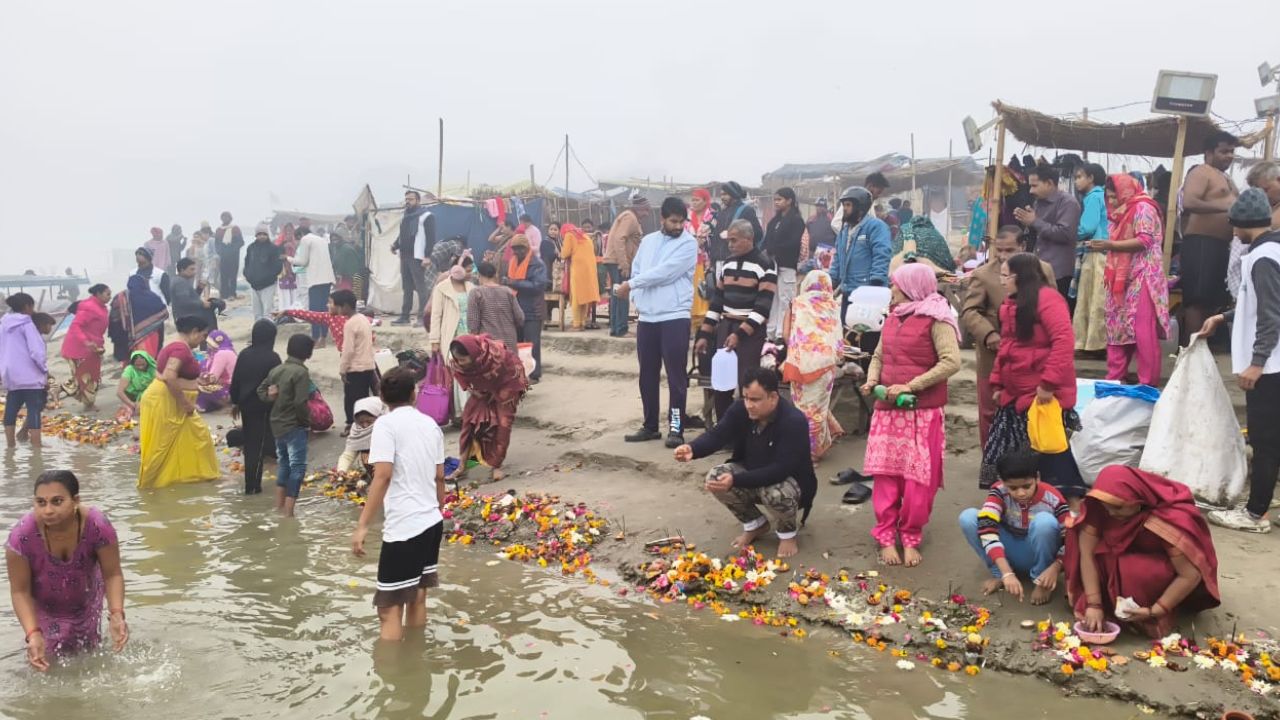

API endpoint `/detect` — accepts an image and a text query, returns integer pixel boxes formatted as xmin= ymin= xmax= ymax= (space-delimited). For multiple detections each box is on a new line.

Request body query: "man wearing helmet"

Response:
xmin=830 ymin=186 xmax=892 ymax=326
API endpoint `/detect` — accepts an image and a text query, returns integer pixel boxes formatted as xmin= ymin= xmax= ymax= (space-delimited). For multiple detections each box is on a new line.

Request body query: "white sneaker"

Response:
xmin=1207 ymin=507 xmax=1273 ymax=534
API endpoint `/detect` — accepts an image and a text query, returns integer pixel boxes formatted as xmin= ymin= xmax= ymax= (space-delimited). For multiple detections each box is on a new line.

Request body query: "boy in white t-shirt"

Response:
xmin=352 ymin=367 xmax=446 ymax=640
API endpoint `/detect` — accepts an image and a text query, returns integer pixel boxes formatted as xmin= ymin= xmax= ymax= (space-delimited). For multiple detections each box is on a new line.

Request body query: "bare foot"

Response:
xmin=777 ymin=537 xmax=799 ymax=558
xmin=903 ymin=547 xmax=923 ymax=567
xmin=879 ymin=545 xmax=902 ymax=566
xmin=447 ymin=468 xmax=468 ymax=483
xmin=1030 ymin=584 xmax=1054 ymax=605
xmin=731 ymin=521 xmax=771 ymax=551
xmin=491 ymin=468 xmax=505 ymax=483
xmin=982 ymin=578 xmax=1003 ymax=596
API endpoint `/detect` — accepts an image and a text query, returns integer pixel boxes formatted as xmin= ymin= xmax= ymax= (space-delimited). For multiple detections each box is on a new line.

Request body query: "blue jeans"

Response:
xmin=959 ymin=507 xmax=1061 ymax=580
xmin=275 ymin=427 xmax=309 ymax=498
xmin=605 ymin=264 xmax=628 ymax=336
xmin=308 ymin=283 xmax=332 ymax=340
xmin=4 ymin=389 xmax=46 ymax=429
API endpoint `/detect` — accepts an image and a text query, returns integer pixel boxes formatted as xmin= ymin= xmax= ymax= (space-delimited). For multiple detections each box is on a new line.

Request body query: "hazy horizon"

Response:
xmin=3 ymin=0 xmax=1277 ymax=280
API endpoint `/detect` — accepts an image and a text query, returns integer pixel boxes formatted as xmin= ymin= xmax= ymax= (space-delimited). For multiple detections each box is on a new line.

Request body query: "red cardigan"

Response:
xmin=988 ymin=286 xmax=1077 ymax=412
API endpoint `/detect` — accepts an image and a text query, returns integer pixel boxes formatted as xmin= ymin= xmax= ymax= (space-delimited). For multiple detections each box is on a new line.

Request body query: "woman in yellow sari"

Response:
xmin=558 ymin=223 xmax=601 ymax=330
xmin=138 ymin=315 xmax=221 ymax=489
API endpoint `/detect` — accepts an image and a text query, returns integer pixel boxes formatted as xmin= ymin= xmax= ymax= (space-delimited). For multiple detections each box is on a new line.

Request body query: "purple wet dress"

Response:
xmin=6 ymin=507 xmax=118 ymax=655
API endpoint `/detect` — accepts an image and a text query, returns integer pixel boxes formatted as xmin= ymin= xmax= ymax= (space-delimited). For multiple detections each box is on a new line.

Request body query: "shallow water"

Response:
xmin=0 ymin=441 xmax=1135 ymax=719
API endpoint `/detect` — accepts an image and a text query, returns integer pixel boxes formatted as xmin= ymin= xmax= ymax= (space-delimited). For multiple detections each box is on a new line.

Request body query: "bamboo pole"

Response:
xmin=1265 ymin=115 xmax=1276 ymax=160
xmin=437 ymin=119 xmax=444 ymax=200
xmin=1163 ymin=116 xmax=1189 ymax=276
xmin=910 ymin=133 xmax=917 ymax=192
xmin=987 ymin=118 xmax=1006 ymax=240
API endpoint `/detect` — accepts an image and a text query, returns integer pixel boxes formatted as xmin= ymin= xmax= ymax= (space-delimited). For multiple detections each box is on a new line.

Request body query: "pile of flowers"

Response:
xmin=446 ymin=490 xmax=609 ymax=585
xmin=638 ymin=546 xmax=788 ymax=602
xmin=303 ymin=469 xmax=368 ymax=505
xmin=41 ymin=413 xmax=136 ymax=446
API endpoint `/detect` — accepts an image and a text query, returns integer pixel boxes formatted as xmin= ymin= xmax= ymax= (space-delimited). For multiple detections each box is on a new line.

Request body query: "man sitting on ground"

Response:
xmin=673 ymin=368 xmax=816 ymax=558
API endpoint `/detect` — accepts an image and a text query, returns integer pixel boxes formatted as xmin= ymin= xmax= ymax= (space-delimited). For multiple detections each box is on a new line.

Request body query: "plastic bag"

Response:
xmin=308 ymin=387 xmax=334 ymax=432
xmin=1071 ymin=391 xmax=1157 ymax=486
xmin=1139 ymin=337 xmax=1247 ymax=507
xmin=1028 ymin=397 xmax=1068 ymax=453
xmin=517 ymin=342 xmax=536 ymax=377
xmin=843 ymin=286 xmax=892 ymax=332
xmin=416 ymin=353 xmax=451 ymax=425
xmin=710 ymin=349 xmax=738 ymax=392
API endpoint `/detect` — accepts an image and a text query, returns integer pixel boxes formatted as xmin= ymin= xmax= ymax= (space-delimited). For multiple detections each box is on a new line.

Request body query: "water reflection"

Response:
xmin=0 ymin=440 xmax=1136 ymax=719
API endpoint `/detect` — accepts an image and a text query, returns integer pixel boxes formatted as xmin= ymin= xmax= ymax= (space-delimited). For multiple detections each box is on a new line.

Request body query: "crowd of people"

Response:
xmin=6 ymin=140 xmax=1279 ymax=670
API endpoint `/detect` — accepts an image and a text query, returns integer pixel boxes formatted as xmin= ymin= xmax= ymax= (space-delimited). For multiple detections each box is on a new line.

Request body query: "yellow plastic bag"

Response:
xmin=1027 ymin=397 xmax=1068 ymax=454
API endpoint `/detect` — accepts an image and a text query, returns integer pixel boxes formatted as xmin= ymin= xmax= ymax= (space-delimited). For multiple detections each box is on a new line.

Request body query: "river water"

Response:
xmin=0 ymin=441 xmax=1136 ymax=720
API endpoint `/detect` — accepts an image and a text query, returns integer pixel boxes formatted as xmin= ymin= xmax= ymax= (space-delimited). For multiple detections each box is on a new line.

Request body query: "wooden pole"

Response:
xmin=437 ymin=118 xmax=444 ymax=200
xmin=1163 ymin=115 xmax=1189 ymax=276
xmin=565 ymin=134 xmax=570 ymax=195
xmin=910 ymin=133 xmax=917 ymax=192
xmin=1082 ymin=107 xmax=1089 ymax=161
xmin=987 ymin=118 xmax=1007 ymax=240
xmin=1265 ymin=115 xmax=1276 ymax=160
xmin=530 ymin=164 xmax=536 ymax=190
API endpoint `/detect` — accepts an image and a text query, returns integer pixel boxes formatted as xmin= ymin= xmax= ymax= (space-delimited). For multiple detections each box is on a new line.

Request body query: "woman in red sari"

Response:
xmin=60 ymin=283 xmax=112 ymax=410
xmin=447 ymin=334 xmax=529 ymax=483
xmin=1065 ymin=466 xmax=1220 ymax=638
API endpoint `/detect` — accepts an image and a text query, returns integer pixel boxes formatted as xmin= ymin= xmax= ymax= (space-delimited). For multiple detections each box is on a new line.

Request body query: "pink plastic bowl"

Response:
xmin=1074 ymin=621 xmax=1121 ymax=645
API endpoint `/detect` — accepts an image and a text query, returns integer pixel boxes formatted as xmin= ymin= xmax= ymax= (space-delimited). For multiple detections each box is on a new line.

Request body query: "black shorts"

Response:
xmin=1180 ymin=234 xmax=1231 ymax=310
xmin=374 ymin=521 xmax=443 ymax=608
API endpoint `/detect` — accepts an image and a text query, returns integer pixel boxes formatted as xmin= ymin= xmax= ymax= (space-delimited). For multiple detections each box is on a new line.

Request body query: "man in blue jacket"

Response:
xmin=831 ymin=185 xmax=891 ymax=324
xmin=504 ymin=234 xmax=548 ymax=383
xmin=614 ymin=197 xmax=698 ymax=447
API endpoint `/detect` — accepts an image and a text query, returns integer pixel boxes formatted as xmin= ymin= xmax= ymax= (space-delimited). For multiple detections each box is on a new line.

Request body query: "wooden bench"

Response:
xmin=545 ymin=292 xmax=567 ymax=331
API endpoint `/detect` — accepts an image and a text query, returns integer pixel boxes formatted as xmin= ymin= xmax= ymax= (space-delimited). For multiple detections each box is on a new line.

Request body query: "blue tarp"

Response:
xmin=424 ymin=198 xmax=545 ymax=260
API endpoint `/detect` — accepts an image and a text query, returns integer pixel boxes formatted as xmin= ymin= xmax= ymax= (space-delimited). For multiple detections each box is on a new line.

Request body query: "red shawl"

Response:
xmin=1064 ymin=466 xmax=1220 ymax=627
xmin=449 ymin=334 xmax=528 ymax=403
xmin=1104 ymin=174 xmax=1162 ymax=297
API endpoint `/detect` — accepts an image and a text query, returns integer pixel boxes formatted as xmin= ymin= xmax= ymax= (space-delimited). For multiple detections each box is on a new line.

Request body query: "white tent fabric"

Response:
xmin=367 ymin=208 xmax=406 ymax=313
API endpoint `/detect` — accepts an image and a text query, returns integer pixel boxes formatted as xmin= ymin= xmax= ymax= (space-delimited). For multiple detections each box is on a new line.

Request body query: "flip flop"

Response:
xmin=841 ymin=483 xmax=872 ymax=505
xmin=831 ymin=468 xmax=871 ymax=485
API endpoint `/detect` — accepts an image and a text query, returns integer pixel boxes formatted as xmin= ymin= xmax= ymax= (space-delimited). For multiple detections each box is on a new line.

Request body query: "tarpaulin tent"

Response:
xmin=362 ymin=198 xmax=545 ymax=313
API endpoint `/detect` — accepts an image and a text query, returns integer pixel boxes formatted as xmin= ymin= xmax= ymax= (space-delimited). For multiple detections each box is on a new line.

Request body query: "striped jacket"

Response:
xmin=699 ymin=249 xmax=777 ymax=339
xmin=977 ymin=481 xmax=1069 ymax=562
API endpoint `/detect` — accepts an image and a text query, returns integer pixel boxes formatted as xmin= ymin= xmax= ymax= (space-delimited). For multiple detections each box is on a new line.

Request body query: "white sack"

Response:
xmin=1071 ymin=395 xmax=1155 ymax=486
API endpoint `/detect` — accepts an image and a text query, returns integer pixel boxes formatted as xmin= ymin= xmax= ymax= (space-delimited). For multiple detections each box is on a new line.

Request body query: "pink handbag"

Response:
xmin=416 ymin=353 xmax=450 ymax=424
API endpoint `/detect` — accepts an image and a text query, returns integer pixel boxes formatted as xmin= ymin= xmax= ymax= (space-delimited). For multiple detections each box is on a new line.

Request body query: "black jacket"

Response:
xmin=688 ymin=397 xmax=817 ymax=520
xmin=710 ymin=201 xmax=764 ymax=265
xmin=763 ymin=210 xmax=806 ymax=270
xmin=242 ymin=240 xmax=284 ymax=290
xmin=393 ymin=206 xmax=436 ymax=261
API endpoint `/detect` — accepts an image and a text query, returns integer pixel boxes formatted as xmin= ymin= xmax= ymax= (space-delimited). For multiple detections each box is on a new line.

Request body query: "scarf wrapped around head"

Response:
xmin=890 ymin=263 xmax=959 ymax=337
xmin=783 ymin=270 xmax=843 ymax=382
xmin=344 ymin=396 xmax=387 ymax=453
xmin=125 ymin=274 xmax=167 ymax=323
xmin=150 ymin=227 xmax=163 ymax=240
xmin=207 ymin=329 xmax=234 ymax=354
xmin=122 ymin=350 xmax=157 ymax=397
xmin=507 ymin=234 xmax=533 ymax=280
xmin=448 ymin=334 xmax=528 ymax=401
xmin=1104 ymin=174 xmax=1162 ymax=298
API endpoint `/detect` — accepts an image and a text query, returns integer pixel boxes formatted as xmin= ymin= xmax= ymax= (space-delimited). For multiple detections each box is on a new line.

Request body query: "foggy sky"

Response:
xmin=2 ymin=0 xmax=1277 ymax=278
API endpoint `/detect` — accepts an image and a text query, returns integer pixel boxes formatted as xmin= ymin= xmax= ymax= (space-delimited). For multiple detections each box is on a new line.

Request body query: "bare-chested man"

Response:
xmin=1180 ymin=131 xmax=1239 ymax=344
xmin=1246 ymin=160 xmax=1280 ymax=228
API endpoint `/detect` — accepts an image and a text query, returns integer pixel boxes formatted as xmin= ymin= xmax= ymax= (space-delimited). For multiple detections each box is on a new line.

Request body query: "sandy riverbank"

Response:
xmin=46 ymin=297 xmax=1277 ymax=719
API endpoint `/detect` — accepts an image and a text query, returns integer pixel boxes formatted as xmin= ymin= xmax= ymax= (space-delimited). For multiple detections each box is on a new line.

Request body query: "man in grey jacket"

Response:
xmin=1014 ymin=165 xmax=1081 ymax=302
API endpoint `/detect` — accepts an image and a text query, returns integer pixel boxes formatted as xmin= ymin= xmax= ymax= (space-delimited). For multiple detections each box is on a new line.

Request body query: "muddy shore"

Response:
xmin=43 ymin=300 xmax=1276 ymax=719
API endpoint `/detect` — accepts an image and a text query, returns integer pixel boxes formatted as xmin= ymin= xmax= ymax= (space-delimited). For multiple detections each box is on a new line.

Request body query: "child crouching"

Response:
xmin=338 ymin=397 xmax=386 ymax=472
xmin=959 ymin=449 xmax=1068 ymax=605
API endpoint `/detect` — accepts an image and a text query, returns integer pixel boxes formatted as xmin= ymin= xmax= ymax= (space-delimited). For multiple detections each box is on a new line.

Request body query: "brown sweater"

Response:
xmin=467 ymin=284 xmax=525 ymax=354
xmin=604 ymin=210 xmax=644 ymax=275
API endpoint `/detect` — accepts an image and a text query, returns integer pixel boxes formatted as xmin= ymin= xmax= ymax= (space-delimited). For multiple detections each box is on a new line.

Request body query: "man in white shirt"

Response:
xmin=351 ymin=368 xmax=446 ymax=641
xmin=288 ymin=219 xmax=338 ymax=348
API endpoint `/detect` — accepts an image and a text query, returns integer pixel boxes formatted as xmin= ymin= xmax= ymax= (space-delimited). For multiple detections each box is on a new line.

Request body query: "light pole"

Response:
xmin=1256 ymin=62 xmax=1280 ymax=160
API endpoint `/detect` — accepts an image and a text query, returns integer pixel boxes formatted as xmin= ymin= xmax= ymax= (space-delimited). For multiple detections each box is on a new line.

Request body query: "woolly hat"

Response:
xmin=1229 ymin=187 xmax=1274 ymax=229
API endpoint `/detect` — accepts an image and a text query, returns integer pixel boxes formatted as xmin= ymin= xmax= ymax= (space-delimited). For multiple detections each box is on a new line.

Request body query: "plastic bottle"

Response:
xmin=873 ymin=384 xmax=917 ymax=409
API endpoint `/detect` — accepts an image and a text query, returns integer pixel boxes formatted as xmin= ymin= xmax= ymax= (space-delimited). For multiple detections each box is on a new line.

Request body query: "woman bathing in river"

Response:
xmin=6 ymin=470 xmax=128 ymax=671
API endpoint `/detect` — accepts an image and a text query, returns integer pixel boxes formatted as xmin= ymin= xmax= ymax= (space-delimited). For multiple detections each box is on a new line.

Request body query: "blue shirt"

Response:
xmin=831 ymin=217 xmax=892 ymax=292
xmin=1077 ymin=186 xmax=1110 ymax=241
xmin=628 ymin=230 xmax=697 ymax=323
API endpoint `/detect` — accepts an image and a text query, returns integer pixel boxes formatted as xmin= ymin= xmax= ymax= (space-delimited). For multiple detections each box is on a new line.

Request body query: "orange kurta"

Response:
xmin=559 ymin=225 xmax=601 ymax=313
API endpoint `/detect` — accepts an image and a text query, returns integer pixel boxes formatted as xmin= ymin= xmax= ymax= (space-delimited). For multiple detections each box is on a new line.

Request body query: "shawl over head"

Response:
xmin=890 ymin=263 xmax=959 ymax=337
